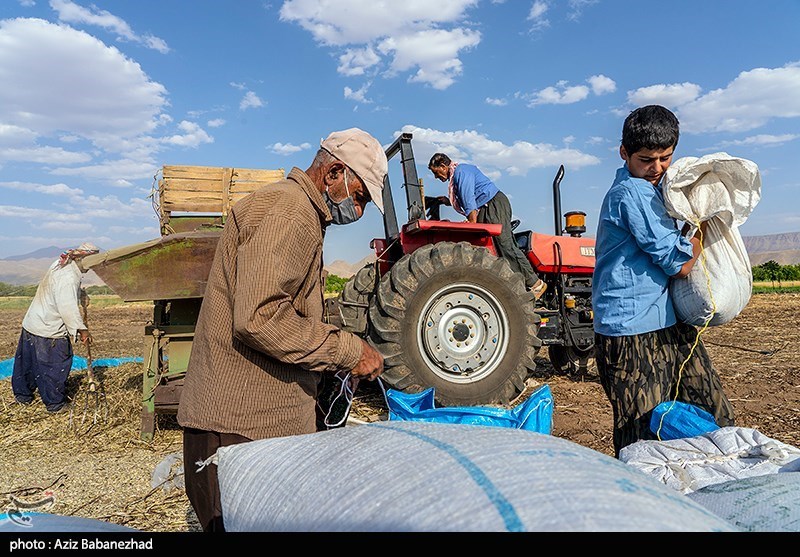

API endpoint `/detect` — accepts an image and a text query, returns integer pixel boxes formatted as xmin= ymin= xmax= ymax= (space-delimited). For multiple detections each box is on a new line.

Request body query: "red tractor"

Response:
xmin=325 ymin=133 xmax=595 ymax=407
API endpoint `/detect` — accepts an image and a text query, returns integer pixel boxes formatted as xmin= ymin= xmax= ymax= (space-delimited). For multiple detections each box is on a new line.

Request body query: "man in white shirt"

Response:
xmin=12 ymin=242 xmax=99 ymax=412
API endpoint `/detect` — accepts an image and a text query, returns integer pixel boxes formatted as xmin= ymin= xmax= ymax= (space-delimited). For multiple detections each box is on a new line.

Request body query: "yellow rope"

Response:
xmin=655 ymin=220 xmax=717 ymax=441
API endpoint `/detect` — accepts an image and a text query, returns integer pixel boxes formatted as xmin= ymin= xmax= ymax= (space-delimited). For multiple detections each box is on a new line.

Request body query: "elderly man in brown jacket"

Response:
xmin=178 ymin=128 xmax=387 ymax=531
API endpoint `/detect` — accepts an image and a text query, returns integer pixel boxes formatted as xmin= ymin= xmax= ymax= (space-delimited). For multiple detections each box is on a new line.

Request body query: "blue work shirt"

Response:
xmin=592 ymin=165 xmax=694 ymax=336
xmin=453 ymin=164 xmax=499 ymax=216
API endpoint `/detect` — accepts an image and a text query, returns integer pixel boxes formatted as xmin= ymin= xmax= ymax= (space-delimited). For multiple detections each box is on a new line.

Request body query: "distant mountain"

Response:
xmin=0 ymin=246 xmax=104 ymax=287
xmin=4 ymin=245 xmax=66 ymax=261
xmin=742 ymin=232 xmax=800 ymax=266
xmin=325 ymin=254 xmax=377 ymax=279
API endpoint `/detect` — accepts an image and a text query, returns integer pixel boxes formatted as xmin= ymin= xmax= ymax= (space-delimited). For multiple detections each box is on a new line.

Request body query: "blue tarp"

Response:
xmin=386 ymin=384 xmax=553 ymax=434
xmin=650 ymin=400 xmax=720 ymax=440
xmin=0 ymin=356 xmax=143 ymax=380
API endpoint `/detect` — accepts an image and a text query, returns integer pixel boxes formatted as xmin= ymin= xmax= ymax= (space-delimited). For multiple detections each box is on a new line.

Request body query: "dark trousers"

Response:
xmin=183 ymin=427 xmax=251 ymax=532
xmin=12 ymin=329 xmax=73 ymax=411
xmin=478 ymin=190 xmax=539 ymax=288
xmin=595 ymin=322 xmax=735 ymax=458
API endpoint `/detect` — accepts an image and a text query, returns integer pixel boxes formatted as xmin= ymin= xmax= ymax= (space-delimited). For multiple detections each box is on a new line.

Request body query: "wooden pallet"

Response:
xmin=157 ymin=165 xmax=285 ymax=235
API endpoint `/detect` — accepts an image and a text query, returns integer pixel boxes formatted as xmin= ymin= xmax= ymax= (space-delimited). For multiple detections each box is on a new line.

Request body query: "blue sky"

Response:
xmin=1 ymin=0 xmax=798 ymax=265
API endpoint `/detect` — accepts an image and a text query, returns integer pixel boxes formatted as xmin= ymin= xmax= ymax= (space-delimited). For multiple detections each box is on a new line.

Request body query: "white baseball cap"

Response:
xmin=320 ymin=128 xmax=388 ymax=214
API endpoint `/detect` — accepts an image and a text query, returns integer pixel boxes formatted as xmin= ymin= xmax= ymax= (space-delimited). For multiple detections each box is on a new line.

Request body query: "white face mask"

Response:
xmin=324 ymin=169 xmax=360 ymax=225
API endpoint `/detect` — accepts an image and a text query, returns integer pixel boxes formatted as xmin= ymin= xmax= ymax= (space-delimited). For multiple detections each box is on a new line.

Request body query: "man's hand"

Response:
xmin=78 ymin=329 xmax=93 ymax=345
xmin=350 ymin=339 xmax=384 ymax=381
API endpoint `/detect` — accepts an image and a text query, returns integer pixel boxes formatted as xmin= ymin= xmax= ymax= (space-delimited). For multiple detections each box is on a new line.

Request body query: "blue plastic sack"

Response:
xmin=650 ymin=401 xmax=720 ymax=440
xmin=0 ymin=355 xmax=143 ymax=380
xmin=386 ymin=384 xmax=553 ymax=434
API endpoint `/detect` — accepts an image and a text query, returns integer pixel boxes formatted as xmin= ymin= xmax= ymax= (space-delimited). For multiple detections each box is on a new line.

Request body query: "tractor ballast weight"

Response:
xmin=328 ymin=134 xmax=595 ymax=408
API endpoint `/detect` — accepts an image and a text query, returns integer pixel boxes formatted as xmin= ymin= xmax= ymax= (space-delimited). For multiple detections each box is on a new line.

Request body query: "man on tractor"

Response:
xmin=428 ymin=153 xmax=547 ymax=300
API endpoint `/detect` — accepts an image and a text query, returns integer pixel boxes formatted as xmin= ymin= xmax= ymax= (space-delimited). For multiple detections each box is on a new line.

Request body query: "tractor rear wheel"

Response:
xmin=549 ymin=345 xmax=593 ymax=376
xmin=369 ymin=242 xmax=541 ymax=407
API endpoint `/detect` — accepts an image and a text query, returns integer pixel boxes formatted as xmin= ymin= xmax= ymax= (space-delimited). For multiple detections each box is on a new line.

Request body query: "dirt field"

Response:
xmin=1 ymin=293 xmax=798 ymax=532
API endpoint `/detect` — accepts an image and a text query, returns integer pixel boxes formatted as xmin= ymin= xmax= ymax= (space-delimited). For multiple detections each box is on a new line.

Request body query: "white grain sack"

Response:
xmin=213 ymin=421 xmax=737 ymax=532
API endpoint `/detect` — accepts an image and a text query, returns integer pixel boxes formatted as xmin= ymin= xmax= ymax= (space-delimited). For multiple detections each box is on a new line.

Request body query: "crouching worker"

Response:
xmin=592 ymin=105 xmax=735 ymax=458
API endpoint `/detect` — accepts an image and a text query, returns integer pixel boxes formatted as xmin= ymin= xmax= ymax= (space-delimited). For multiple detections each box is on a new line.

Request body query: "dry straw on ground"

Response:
xmin=0 ymin=361 xmax=198 ymax=532
xmin=1 ymin=293 xmax=798 ymax=532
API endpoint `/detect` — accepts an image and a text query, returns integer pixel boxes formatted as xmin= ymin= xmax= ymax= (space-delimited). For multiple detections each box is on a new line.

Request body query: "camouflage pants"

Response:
xmin=595 ymin=322 xmax=735 ymax=457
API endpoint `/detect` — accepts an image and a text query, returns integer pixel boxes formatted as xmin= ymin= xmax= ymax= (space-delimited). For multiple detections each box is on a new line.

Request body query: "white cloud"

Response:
xmin=0 ymin=145 xmax=91 ymax=165
xmin=19 ymin=0 xmax=36 ymax=7
xmin=279 ymin=0 xmax=482 ymax=89
xmin=49 ymin=158 xmax=163 ymax=181
xmin=679 ymin=64 xmax=800 ymax=133
xmin=38 ymin=220 xmax=93 ymax=232
xmin=230 ymin=82 xmax=246 ymax=90
xmin=279 ymin=0 xmax=479 ymax=45
xmin=588 ymin=74 xmax=616 ymax=95
xmin=50 ymin=0 xmax=169 ymax=53
xmin=240 ymin=91 xmax=264 ymax=110
xmin=527 ymin=1 xmax=550 ymax=31
xmin=567 ymin=0 xmax=598 ymax=21
xmin=344 ymin=83 xmax=373 ymax=104
xmin=528 ymin=82 xmax=590 ymax=106
xmin=627 ymin=82 xmax=703 ymax=109
xmin=626 ymin=63 xmax=800 ymax=134
xmin=379 ymin=28 xmax=481 ymax=90
xmin=0 ymin=123 xmax=38 ymax=146
xmin=527 ymin=74 xmax=615 ymax=106
xmin=207 ymin=119 xmax=225 ymax=128
xmin=708 ymin=134 xmax=799 ymax=150
xmin=268 ymin=142 xmax=312 ymax=155
xmin=75 ymin=193 xmax=152 ymax=218
xmin=398 ymin=124 xmax=601 ymax=177
xmin=0 ymin=181 xmax=84 ymax=196
xmin=0 ymin=17 xmax=168 ymax=168
xmin=0 ymin=204 xmax=80 ymax=219
xmin=485 ymin=97 xmax=507 ymax=106
xmin=338 ymin=47 xmax=381 ymax=76
xmin=161 ymin=121 xmax=214 ymax=148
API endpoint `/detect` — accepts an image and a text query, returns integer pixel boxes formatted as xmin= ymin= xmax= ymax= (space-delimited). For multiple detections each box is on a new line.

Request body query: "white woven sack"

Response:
xmin=213 ymin=421 xmax=736 ymax=532
xmin=687 ymin=473 xmax=800 ymax=532
xmin=619 ymin=426 xmax=800 ymax=495
xmin=663 ymin=153 xmax=761 ymax=326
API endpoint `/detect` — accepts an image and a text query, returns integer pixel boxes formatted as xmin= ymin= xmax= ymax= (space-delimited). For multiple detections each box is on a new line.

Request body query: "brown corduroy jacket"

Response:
xmin=177 ymin=168 xmax=364 ymax=440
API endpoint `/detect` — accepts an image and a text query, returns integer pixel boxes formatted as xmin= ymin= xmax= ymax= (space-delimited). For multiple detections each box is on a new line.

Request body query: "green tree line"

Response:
xmin=1 ymin=263 xmax=797 ymax=299
xmin=0 ymin=282 xmax=114 ymax=297
xmin=752 ymin=261 xmax=800 ymax=285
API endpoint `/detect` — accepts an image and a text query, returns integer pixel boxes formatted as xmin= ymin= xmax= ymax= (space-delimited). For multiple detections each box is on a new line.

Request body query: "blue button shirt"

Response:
xmin=453 ymin=164 xmax=499 ymax=215
xmin=592 ymin=165 xmax=694 ymax=336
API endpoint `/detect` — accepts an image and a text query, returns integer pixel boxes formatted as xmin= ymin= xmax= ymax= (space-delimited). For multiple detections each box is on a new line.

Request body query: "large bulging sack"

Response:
xmin=663 ymin=153 xmax=761 ymax=326
xmin=213 ymin=421 xmax=737 ymax=532
xmin=619 ymin=426 xmax=800 ymax=494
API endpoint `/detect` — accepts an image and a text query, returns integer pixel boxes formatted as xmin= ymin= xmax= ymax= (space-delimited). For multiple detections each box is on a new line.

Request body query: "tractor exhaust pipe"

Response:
xmin=553 ymin=165 xmax=565 ymax=236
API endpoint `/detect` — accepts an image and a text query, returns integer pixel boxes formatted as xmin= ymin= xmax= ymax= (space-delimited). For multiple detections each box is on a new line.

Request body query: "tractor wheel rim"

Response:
xmin=417 ymin=282 xmax=509 ymax=384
